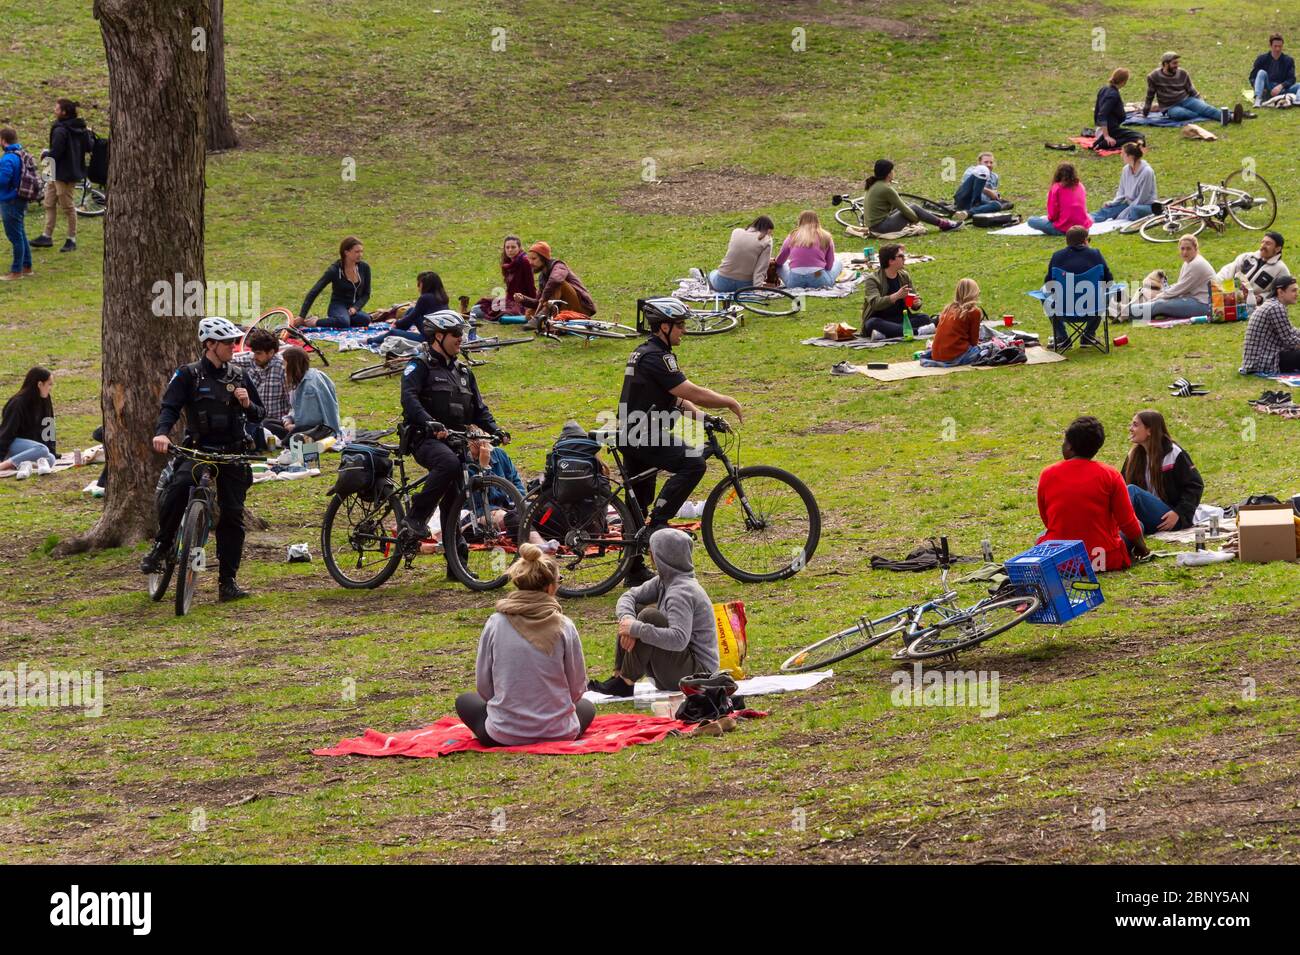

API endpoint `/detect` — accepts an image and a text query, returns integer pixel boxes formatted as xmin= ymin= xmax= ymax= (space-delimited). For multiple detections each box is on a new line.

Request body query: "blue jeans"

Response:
xmin=1127 ymin=297 xmax=1211 ymax=320
xmin=3 ymin=437 xmax=55 ymax=467
xmin=1128 ymin=484 xmax=1176 ymax=534
xmin=953 ymin=174 xmax=1004 ymax=215
xmin=314 ymin=301 xmax=372 ymax=329
xmin=1026 ymin=216 xmax=1064 ymax=236
xmin=1165 ymin=97 xmax=1223 ymax=124
xmin=1 ymin=198 xmax=31 ymax=273
xmin=779 ymin=259 xmax=843 ymax=289
xmin=707 ymin=271 xmax=754 ymax=294
xmin=1092 ymin=200 xmax=1153 ymax=222
xmin=1253 ymin=70 xmax=1300 ymax=101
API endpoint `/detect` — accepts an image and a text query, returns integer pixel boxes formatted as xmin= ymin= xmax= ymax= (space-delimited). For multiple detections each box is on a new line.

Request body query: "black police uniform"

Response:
xmin=400 ymin=349 xmax=500 ymax=534
xmin=153 ymin=356 xmax=264 ymax=584
xmin=617 ymin=334 xmax=708 ymax=528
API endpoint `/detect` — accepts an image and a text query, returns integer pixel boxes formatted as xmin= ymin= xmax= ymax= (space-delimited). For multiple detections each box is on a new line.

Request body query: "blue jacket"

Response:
xmin=291 ymin=368 xmax=341 ymax=436
xmin=1250 ymin=52 xmax=1296 ymax=89
xmin=471 ymin=447 xmax=526 ymax=509
xmin=0 ymin=143 xmax=24 ymax=202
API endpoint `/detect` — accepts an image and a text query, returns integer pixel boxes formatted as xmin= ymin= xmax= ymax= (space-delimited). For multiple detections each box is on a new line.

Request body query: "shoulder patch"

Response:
xmin=663 ymin=354 xmax=680 ymax=373
xmin=404 ymin=361 xmax=417 ymax=376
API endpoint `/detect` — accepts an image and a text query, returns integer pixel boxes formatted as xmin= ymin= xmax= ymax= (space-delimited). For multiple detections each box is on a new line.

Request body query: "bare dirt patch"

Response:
xmin=617 ymin=167 xmax=848 ymax=216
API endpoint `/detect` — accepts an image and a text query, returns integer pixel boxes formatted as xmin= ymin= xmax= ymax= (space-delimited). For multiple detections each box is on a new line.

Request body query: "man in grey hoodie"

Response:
xmin=587 ymin=528 xmax=719 ymax=696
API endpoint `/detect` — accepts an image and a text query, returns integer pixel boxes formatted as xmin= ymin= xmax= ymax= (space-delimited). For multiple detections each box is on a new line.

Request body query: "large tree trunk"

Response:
xmin=205 ymin=0 xmax=239 ymax=151
xmin=57 ymin=0 xmax=211 ymax=555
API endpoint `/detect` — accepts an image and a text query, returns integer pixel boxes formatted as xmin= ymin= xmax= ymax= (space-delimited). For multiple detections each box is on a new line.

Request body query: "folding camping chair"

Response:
xmin=1042 ymin=265 xmax=1110 ymax=354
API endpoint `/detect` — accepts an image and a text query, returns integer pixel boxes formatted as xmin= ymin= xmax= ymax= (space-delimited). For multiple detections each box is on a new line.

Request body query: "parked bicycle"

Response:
xmin=1120 ymin=171 xmax=1276 ymax=243
xmin=146 ymin=446 xmax=267 ymax=616
xmin=780 ymin=538 xmax=1043 ymax=671
xmin=523 ymin=415 xmax=820 ymax=598
xmin=348 ymin=333 xmax=533 ymax=381
xmin=39 ymin=161 xmax=105 ymax=217
xmin=831 ymin=191 xmax=955 ymax=231
xmin=320 ymin=426 xmax=524 ymax=591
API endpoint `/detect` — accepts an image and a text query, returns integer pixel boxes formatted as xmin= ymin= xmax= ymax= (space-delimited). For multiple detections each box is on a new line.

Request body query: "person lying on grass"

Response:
xmin=588 ymin=528 xmax=719 ymax=698
xmin=455 ymin=543 xmax=595 ymax=747
xmin=1119 ymin=409 xmax=1204 ymax=535
xmin=1037 ymin=415 xmax=1150 ymax=572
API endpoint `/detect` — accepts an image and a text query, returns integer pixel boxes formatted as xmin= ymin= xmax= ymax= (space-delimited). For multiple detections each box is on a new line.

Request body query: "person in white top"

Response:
xmin=708 ymin=215 xmax=774 ymax=293
xmin=1217 ymin=232 xmax=1290 ymax=306
xmin=1127 ymin=234 xmax=1215 ymax=319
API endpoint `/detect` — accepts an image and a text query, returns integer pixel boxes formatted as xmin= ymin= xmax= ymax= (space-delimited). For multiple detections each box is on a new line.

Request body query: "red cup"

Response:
xmin=1114 ymin=335 xmax=1129 ymax=346
xmin=1002 ymin=314 xmax=1014 ymax=327
xmin=904 ymin=293 xmax=917 ymax=309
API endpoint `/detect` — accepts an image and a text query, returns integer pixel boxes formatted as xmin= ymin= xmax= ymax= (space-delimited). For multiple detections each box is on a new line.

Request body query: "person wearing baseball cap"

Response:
xmin=512 ymin=241 xmax=597 ymax=325
xmin=1143 ymin=52 xmax=1244 ymax=125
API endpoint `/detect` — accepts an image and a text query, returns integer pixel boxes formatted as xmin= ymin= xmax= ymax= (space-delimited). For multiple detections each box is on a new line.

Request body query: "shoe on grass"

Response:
xmin=30 ymin=235 xmax=53 ymax=248
xmin=59 ymin=239 xmax=77 ymax=253
xmin=218 ymin=580 xmax=251 ymax=602
xmin=587 ymin=675 xmax=633 ymax=698
xmin=0 ymin=272 xmax=21 ymax=281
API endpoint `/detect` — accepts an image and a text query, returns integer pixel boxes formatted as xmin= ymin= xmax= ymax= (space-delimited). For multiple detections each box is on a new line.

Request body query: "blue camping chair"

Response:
xmin=1037 ymin=265 xmax=1110 ymax=354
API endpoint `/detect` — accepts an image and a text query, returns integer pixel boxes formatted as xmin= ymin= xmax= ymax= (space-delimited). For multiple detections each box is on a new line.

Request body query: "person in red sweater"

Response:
xmin=929 ymin=277 xmax=984 ymax=363
xmin=471 ymin=235 xmax=536 ymax=322
xmin=1036 ymin=415 xmax=1149 ymax=572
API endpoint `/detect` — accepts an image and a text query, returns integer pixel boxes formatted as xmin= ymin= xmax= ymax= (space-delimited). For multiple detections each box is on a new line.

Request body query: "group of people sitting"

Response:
xmin=230 ymin=331 xmax=341 ymax=446
xmin=708 ymin=211 xmax=846 ymax=292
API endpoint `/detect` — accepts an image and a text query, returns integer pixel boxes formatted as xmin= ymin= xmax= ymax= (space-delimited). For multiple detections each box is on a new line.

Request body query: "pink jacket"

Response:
xmin=1046 ymin=182 xmax=1092 ymax=232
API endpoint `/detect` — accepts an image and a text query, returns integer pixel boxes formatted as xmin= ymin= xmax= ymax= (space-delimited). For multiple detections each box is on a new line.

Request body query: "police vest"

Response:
xmin=186 ymin=361 xmax=247 ymax=445
xmin=415 ymin=356 xmax=478 ymax=429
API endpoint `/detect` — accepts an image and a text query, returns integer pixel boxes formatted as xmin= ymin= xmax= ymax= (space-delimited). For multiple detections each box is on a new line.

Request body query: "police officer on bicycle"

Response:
xmin=618 ymin=300 xmax=743 ymax=583
xmin=400 ymin=310 xmax=509 ymax=557
xmin=140 ymin=317 xmax=264 ymax=602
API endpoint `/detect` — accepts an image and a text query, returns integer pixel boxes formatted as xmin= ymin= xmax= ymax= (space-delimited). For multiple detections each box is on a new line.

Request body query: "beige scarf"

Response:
xmin=495 ymin=589 xmax=566 ymax=654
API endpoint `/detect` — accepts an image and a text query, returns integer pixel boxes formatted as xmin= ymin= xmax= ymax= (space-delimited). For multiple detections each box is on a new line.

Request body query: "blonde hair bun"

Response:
xmin=518 ymin=542 xmax=543 ymax=562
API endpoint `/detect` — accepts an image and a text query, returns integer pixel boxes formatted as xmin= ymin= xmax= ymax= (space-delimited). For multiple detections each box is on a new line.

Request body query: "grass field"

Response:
xmin=1 ymin=0 xmax=1298 ymax=863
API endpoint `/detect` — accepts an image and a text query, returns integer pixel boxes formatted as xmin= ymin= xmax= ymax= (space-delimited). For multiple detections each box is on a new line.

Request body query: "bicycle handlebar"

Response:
xmin=170 ymin=446 xmax=268 ymax=464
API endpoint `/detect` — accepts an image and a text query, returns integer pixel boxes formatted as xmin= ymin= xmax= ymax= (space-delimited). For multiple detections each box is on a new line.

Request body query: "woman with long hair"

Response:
xmin=270 ymin=346 xmax=340 ymax=443
xmin=455 ymin=542 xmax=595 ymax=746
xmin=774 ymin=210 xmax=842 ymax=289
xmin=378 ymin=270 xmax=452 ymax=344
xmin=0 ymin=367 xmax=57 ymax=476
xmin=472 ymin=235 xmax=536 ymax=322
xmin=1120 ymin=409 xmax=1204 ymax=533
xmin=928 ymin=278 xmax=984 ymax=364
xmin=294 ymin=236 xmax=373 ymax=328
xmin=1093 ymin=67 xmax=1146 ymax=152
xmin=709 ymin=215 xmax=775 ymax=293
xmin=864 ymin=159 xmax=962 ymax=234
xmin=1027 ymin=162 xmax=1092 ymax=236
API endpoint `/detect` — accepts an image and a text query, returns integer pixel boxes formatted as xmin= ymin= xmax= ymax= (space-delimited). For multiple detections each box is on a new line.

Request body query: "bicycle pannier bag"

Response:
xmin=546 ymin=435 xmax=605 ymax=504
xmin=330 ymin=444 xmax=392 ymax=501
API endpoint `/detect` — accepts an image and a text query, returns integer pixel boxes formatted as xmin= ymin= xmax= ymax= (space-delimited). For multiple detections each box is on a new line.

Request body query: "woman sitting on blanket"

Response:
xmin=927 ymin=278 xmax=984 ymax=365
xmin=0 ymin=366 xmax=57 ymax=476
xmin=865 ymin=159 xmax=962 ymax=234
xmin=1120 ymin=409 xmax=1204 ymax=534
xmin=471 ymin=235 xmax=536 ymax=322
xmin=455 ymin=543 xmax=595 ymax=747
xmin=773 ymin=211 xmax=843 ymax=289
xmin=293 ymin=236 xmax=372 ymax=329
xmin=1092 ymin=68 xmax=1147 ymax=152
xmin=1127 ymin=235 xmax=1215 ymax=320
xmin=709 ymin=215 xmax=774 ymax=293
xmin=373 ymin=270 xmax=452 ymax=345
xmin=264 ymin=346 xmax=340 ymax=443
xmin=860 ymin=244 xmax=934 ymax=340
xmin=1027 ymin=163 xmax=1092 ymax=237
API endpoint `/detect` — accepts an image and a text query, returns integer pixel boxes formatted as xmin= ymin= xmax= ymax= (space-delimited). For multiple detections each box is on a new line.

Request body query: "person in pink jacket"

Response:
xmin=773 ymin=210 xmax=842 ymax=289
xmin=1028 ymin=163 xmax=1092 ymax=236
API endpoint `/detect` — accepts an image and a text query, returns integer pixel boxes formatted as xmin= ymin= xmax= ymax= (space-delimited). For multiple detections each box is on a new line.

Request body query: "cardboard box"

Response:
xmin=1236 ymin=504 xmax=1298 ymax=563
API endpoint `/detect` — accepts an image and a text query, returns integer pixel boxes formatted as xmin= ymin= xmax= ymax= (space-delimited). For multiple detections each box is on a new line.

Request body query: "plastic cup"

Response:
xmin=1114 ymin=334 xmax=1129 ymax=346
xmin=905 ymin=293 xmax=917 ymax=309
xmin=1002 ymin=314 xmax=1014 ymax=327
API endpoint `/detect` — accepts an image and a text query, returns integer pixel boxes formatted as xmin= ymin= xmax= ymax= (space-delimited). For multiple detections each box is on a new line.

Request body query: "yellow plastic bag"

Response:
xmin=714 ymin=600 xmax=748 ymax=678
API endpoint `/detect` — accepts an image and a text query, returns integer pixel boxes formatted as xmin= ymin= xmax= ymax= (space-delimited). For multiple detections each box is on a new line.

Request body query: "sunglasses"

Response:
xmin=445 ymin=327 xmax=465 ymax=337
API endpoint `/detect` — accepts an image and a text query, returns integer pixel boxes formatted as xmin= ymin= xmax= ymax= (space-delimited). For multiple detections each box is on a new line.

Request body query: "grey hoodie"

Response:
xmin=615 ymin=528 xmax=719 ymax=672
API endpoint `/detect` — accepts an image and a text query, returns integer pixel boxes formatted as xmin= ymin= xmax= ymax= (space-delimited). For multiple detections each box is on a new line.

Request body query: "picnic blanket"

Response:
xmin=584 ymin=669 xmax=834 ymax=705
xmin=671 ymin=253 xmax=871 ymax=301
xmin=300 ymin=323 xmax=394 ymax=351
xmin=1122 ymin=105 xmax=1192 ymax=127
xmin=845 ymin=222 xmax=928 ymax=240
xmin=1071 ymin=134 xmax=1121 ymax=156
xmin=314 ymin=712 xmax=763 ymax=758
xmin=844 ymin=346 xmax=1066 ymax=381
xmin=991 ymin=219 xmax=1128 ymax=237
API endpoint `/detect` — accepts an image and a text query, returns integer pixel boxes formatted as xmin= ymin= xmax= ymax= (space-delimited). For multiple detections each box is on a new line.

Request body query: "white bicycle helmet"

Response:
xmin=418 ymin=308 xmax=468 ymax=340
xmin=198 ymin=316 xmax=244 ymax=343
xmin=642 ymin=297 xmax=689 ymax=327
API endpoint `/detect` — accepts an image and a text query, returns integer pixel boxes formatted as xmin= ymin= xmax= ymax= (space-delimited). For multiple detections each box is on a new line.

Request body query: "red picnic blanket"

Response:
xmin=1070 ymin=135 xmax=1121 ymax=157
xmin=314 ymin=713 xmax=741 ymax=758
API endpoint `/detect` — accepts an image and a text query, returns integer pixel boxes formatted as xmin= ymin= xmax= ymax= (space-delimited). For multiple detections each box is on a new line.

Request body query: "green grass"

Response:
xmin=1 ymin=0 xmax=1299 ymax=863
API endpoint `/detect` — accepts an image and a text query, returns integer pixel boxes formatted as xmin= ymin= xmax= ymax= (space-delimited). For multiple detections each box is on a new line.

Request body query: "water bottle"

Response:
xmin=902 ymin=311 xmax=914 ymax=341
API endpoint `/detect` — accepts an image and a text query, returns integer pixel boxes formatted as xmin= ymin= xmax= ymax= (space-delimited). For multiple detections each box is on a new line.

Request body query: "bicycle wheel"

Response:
xmin=175 ymin=499 xmax=209 ymax=617
xmin=74 ymin=182 xmax=107 ymax=217
xmin=462 ymin=335 xmax=535 ymax=352
xmin=1221 ymin=170 xmax=1276 ymax=231
xmin=779 ymin=611 xmax=912 ymax=673
xmin=525 ymin=490 xmax=636 ymax=598
xmin=834 ymin=200 xmax=865 ymax=230
xmin=732 ymin=287 xmax=802 ymax=317
xmin=321 ymin=492 xmax=405 ymax=588
xmin=702 ymin=465 xmax=820 ymax=583
xmin=349 ymin=359 xmax=407 ymax=382
xmin=903 ymin=594 xmax=1041 ymax=659
xmin=897 ymin=192 xmax=955 ymax=217
xmin=1139 ymin=209 xmax=1204 ymax=243
xmin=683 ymin=311 xmax=741 ymax=335
xmin=147 ymin=550 xmax=176 ymax=602
xmin=553 ymin=320 xmax=639 ymax=340
xmin=444 ymin=476 xmax=526 ymax=591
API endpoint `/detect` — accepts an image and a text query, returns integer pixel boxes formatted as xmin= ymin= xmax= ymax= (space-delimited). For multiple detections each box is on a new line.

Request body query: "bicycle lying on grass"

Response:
xmin=146 ymin=446 xmax=267 ymax=617
xmin=321 ymin=426 xmax=524 ymax=592
xmin=780 ymin=539 xmax=1046 ymax=671
xmin=348 ymin=333 xmax=534 ymax=381
xmin=831 ymin=191 xmax=955 ymax=231
xmin=1120 ymin=171 xmax=1276 ymax=243
xmin=523 ymin=415 xmax=820 ymax=598
xmin=240 ymin=307 xmax=330 ymax=366
xmin=639 ymin=284 xmax=804 ymax=336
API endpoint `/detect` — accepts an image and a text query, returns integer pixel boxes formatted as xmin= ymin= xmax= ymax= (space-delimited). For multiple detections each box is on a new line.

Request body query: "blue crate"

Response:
xmin=1005 ymin=540 xmax=1104 ymax=624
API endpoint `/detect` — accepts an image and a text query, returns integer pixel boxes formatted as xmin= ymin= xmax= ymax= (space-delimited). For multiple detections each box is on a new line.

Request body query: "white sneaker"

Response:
xmin=869 ymin=330 xmax=886 ymax=341
xmin=15 ymin=462 xmax=32 ymax=480
xmin=1254 ymin=96 xmax=1262 ymax=108
xmin=35 ymin=458 xmax=53 ymax=475
xmin=82 ymin=481 xmax=105 ymax=497
xmin=916 ymin=323 xmax=936 ymax=336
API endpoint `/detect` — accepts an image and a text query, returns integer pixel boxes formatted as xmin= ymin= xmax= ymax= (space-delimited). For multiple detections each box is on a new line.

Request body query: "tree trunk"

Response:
xmin=205 ymin=0 xmax=239 ymax=151
xmin=57 ymin=0 xmax=210 ymax=556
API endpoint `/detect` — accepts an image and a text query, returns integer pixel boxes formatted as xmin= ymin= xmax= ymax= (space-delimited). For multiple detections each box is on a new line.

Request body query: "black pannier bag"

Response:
xmin=545 ymin=435 xmax=607 ymax=504
xmin=329 ymin=444 xmax=392 ymax=501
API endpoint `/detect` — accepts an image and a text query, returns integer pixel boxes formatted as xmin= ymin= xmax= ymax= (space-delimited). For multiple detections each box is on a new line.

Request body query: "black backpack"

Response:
xmin=329 ymin=444 xmax=392 ymax=501
xmin=545 ymin=435 xmax=607 ymax=504
xmin=970 ymin=211 xmax=1022 ymax=228
xmin=86 ymin=134 xmax=109 ymax=186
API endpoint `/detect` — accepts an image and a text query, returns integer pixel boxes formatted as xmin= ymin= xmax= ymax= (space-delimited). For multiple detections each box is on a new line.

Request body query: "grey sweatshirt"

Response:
xmin=476 ymin=612 xmax=588 ymax=745
xmin=615 ymin=528 xmax=719 ymax=672
xmin=1112 ymin=159 xmax=1156 ymax=206
xmin=716 ymin=228 xmax=772 ymax=285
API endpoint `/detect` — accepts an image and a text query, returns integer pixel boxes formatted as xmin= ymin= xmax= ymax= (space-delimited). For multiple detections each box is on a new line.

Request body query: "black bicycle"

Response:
xmin=146 ymin=446 xmax=266 ymax=616
xmin=522 ymin=416 xmax=820 ymax=598
xmin=831 ymin=191 xmax=955 ymax=230
xmin=320 ymin=426 xmax=525 ymax=591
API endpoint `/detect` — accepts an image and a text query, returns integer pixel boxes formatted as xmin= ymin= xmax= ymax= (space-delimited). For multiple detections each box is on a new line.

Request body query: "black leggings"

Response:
xmin=872 ymin=206 xmax=945 ymax=233
xmin=1280 ymin=349 xmax=1300 ymax=373
xmin=862 ymin=312 xmax=931 ymax=339
xmin=454 ymin=691 xmax=596 ymax=747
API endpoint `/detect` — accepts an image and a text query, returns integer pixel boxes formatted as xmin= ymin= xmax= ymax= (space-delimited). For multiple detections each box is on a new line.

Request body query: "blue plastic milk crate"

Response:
xmin=1005 ymin=540 xmax=1104 ymax=624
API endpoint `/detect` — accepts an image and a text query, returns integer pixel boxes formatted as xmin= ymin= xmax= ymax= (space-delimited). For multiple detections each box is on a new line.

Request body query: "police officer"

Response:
xmin=400 ymin=310 xmax=509 ymax=554
xmin=618 ymin=300 xmax=743 ymax=583
xmin=140 ymin=317 xmax=264 ymax=602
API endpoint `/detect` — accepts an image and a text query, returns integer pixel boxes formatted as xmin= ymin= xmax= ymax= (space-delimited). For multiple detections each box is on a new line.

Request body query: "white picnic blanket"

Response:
xmin=584 ymin=669 xmax=834 ymax=705
xmin=990 ymin=219 xmax=1129 ymax=237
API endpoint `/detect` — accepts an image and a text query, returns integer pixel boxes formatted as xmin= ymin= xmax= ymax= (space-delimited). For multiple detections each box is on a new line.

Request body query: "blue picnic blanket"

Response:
xmin=1123 ymin=110 xmax=1191 ymax=127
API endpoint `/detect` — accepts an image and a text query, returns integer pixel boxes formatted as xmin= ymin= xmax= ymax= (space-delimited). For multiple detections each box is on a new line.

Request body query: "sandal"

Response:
xmin=1045 ymin=142 xmax=1077 ymax=151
